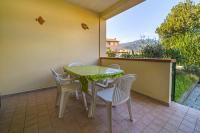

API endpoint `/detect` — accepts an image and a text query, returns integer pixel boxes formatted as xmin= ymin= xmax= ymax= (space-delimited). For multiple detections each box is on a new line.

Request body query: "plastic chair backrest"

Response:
xmin=51 ymin=68 xmax=59 ymax=79
xmin=112 ymin=74 xmax=136 ymax=105
xmin=108 ymin=64 xmax=120 ymax=70
xmin=51 ymin=68 xmax=62 ymax=88
xmin=68 ymin=62 xmax=85 ymax=67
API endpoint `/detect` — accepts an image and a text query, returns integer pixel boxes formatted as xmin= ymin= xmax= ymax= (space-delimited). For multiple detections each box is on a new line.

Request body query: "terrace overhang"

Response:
xmin=66 ymin=0 xmax=144 ymax=19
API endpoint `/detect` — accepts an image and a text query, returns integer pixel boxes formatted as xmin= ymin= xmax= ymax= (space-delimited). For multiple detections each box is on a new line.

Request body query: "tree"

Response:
xmin=141 ymin=44 xmax=164 ymax=58
xmin=156 ymin=0 xmax=200 ymax=67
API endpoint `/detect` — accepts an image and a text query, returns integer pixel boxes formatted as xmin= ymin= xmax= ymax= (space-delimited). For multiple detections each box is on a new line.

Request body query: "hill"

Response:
xmin=118 ymin=39 xmax=158 ymax=51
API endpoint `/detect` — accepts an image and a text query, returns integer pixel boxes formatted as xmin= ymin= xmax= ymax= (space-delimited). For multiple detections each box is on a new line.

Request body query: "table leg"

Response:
xmin=88 ymin=82 xmax=96 ymax=118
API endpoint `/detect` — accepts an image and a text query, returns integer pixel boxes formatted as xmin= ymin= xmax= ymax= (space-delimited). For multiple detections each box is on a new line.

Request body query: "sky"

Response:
xmin=106 ymin=0 xmax=200 ymax=43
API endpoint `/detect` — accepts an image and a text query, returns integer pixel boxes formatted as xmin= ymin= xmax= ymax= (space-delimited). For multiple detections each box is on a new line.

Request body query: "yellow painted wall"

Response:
xmin=0 ymin=0 xmax=103 ymax=95
xmin=101 ymin=58 xmax=172 ymax=104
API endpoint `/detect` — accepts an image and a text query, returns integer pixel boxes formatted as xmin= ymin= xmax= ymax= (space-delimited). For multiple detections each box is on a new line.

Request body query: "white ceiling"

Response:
xmin=66 ymin=0 xmax=120 ymax=13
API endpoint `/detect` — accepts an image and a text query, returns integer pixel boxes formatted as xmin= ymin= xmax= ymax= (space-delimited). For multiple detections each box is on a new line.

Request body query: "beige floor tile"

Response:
xmin=1 ymin=88 xmax=200 ymax=133
xmin=179 ymin=123 xmax=194 ymax=133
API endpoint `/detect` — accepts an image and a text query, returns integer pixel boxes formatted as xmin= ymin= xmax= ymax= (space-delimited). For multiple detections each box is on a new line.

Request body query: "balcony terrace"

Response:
xmin=1 ymin=0 xmax=200 ymax=133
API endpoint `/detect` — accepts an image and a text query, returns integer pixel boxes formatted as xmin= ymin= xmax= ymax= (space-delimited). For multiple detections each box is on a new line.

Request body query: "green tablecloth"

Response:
xmin=63 ymin=65 xmax=124 ymax=92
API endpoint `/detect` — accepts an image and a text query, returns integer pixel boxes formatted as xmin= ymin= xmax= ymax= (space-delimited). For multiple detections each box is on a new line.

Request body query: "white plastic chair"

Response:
xmin=97 ymin=74 xmax=136 ymax=133
xmin=96 ymin=64 xmax=121 ymax=88
xmin=51 ymin=68 xmax=69 ymax=85
xmin=51 ymin=68 xmax=87 ymax=118
xmin=51 ymin=68 xmax=71 ymax=106
xmin=55 ymin=76 xmax=79 ymax=118
xmin=67 ymin=62 xmax=88 ymax=110
xmin=68 ymin=62 xmax=87 ymax=100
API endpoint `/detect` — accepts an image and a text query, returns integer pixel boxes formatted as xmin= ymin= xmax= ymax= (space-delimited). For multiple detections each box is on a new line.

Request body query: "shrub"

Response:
xmin=164 ymin=48 xmax=184 ymax=64
xmin=184 ymin=65 xmax=200 ymax=78
xmin=106 ymin=48 xmax=116 ymax=57
xmin=141 ymin=44 xmax=164 ymax=58
xmin=119 ymin=44 xmax=184 ymax=61
xmin=120 ymin=53 xmax=133 ymax=58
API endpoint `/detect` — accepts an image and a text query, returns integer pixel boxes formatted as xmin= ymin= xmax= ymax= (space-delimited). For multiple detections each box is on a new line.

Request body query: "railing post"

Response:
xmin=171 ymin=62 xmax=176 ymax=101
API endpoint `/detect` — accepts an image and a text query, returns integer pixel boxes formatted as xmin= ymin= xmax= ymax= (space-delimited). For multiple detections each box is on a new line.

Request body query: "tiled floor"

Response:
xmin=184 ymin=84 xmax=200 ymax=110
xmin=0 ymin=88 xmax=200 ymax=133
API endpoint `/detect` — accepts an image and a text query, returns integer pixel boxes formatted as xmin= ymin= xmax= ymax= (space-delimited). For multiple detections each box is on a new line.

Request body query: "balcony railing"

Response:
xmin=100 ymin=57 xmax=176 ymax=105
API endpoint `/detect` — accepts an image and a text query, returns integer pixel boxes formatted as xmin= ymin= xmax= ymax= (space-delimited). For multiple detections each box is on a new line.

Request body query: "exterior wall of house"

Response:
xmin=106 ymin=39 xmax=120 ymax=52
xmin=100 ymin=57 xmax=173 ymax=105
xmin=0 ymin=0 xmax=105 ymax=95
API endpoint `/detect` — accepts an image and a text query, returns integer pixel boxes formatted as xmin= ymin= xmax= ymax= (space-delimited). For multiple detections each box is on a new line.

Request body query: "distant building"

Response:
xmin=106 ymin=38 xmax=120 ymax=52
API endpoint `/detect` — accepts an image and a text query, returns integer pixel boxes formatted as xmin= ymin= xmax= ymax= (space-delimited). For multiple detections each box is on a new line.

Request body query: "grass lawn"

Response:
xmin=175 ymin=72 xmax=199 ymax=101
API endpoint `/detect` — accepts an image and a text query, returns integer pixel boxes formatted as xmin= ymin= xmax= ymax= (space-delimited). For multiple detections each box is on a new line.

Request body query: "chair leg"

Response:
xmin=55 ymin=90 xmax=60 ymax=107
xmin=106 ymin=103 xmax=112 ymax=133
xmin=127 ymin=98 xmax=133 ymax=121
xmin=82 ymin=92 xmax=88 ymax=111
xmin=75 ymin=89 xmax=79 ymax=100
xmin=59 ymin=92 xmax=67 ymax=118
xmin=88 ymin=82 xmax=97 ymax=118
